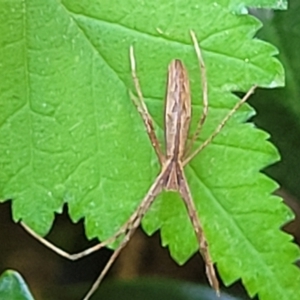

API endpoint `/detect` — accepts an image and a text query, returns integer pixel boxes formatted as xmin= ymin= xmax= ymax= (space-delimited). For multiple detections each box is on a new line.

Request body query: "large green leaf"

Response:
xmin=0 ymin=1 xmax=299 ymax=300
xmin=0 ymin=270 xmax=35 ymax=300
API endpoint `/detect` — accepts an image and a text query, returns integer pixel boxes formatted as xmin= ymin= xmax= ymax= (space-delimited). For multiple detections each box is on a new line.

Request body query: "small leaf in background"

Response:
xmin=0 ymin=270 xmax=35 ymax=300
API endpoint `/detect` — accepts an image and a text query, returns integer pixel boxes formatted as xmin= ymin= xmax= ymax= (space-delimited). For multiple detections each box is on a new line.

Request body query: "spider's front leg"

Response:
xmin=183 ymin=84 xmax=257 ymax=166
xmin=184 ymin=30 xmax=209 ymax=158
xmin=183 ymin=31 xmax=257 ymax=165
xmin=129 ymin=46 xmax=165 ymax=165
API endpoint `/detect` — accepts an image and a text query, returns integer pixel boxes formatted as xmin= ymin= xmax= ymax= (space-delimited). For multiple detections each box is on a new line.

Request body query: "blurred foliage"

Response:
xmin=47 ymin=278 xmax=244 ymax=300
xmin=0 ymin=270 xmax=244 ymax=300
xmin=0 ymin=270 xmax=34 ymax=300
xmin=251 ymin=0 xmax=300 ymax=199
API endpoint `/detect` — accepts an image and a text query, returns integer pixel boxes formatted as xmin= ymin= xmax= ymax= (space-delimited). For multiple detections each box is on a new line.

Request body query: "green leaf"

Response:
xmin=0 ymin=1 xmax=299 ymax=300
xmin=0 ymin=270 xmax=35 ymax=300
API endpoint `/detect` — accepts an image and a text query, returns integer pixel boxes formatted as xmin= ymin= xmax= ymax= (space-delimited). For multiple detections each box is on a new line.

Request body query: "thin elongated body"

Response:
xmin=161 ymin=60 xmax=217 ymax=288
xmin=164 ymin=60 xmax=191 ymax=190
xmin=165 ymin=60 xmax=191 ymax=161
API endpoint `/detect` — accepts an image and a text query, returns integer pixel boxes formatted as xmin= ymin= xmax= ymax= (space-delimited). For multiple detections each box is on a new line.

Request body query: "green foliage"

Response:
xmin=250 ymin=0 xmax=300 ymax=198
xmin=0 ymin=272 xmax=242 ymax=300
xmin=0 ymin=270 xmax=34 ymax=300
xmin=0 ymin=1 xmax=299 ymax=300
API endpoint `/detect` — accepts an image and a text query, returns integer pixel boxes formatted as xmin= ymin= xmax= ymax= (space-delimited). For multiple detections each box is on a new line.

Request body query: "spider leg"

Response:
xmin=178 ymin=168 xmax=219 ymax=294
xmin=184 ymin=30 xmax=208 ymax=157
xmin=129 ymin=46 xmax=165 ymax=165
xmin=82 ymin=169 xmax=166 ymax=300
xmin=183 ymin=85 xmax=257 ymax=166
